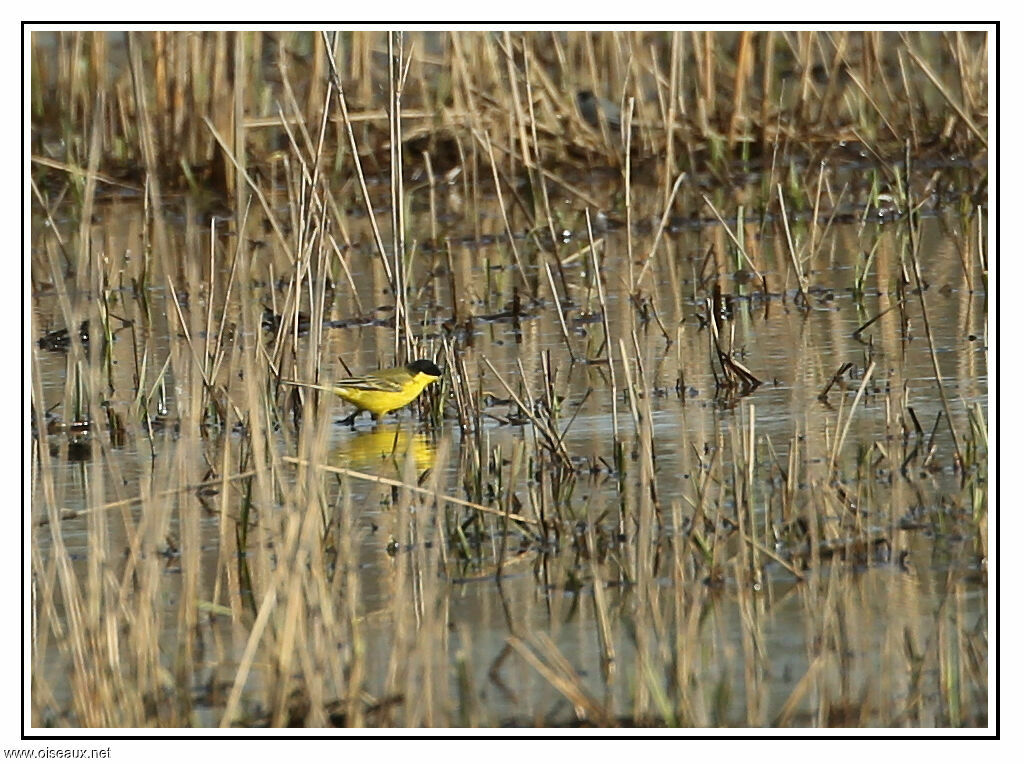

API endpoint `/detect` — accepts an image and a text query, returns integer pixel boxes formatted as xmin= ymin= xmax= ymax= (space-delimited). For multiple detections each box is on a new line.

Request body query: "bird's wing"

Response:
xmin=336 ymin=375 xmax=405 ymax=393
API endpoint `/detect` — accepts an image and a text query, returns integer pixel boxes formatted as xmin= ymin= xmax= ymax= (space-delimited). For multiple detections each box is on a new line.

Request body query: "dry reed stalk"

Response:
xmin=322 ymin=33 xmax=394 ymax=287
xmin=481 ymin=358 xmax=572 ymax=470
xmin=388 ymin=31 xmax=415 ymax=363
xmin=903 ymin=35 xmax=986 ymax=148
xmin=283 ymin=456 xmax=538 ymax=527
xmin=902 ymin=143 xmax=965 ymax=469
xmin=776 ymin=184 xmax=811 ymax=309
xmin=507 ymin=632 xmax=610 ymax=725
xmin=479 ymin=129 xmax=531 ymax=294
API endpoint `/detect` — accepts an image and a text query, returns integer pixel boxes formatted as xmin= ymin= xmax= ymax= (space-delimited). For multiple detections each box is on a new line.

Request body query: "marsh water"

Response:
xmin=31 ymin=169 xmax=987 ymax=726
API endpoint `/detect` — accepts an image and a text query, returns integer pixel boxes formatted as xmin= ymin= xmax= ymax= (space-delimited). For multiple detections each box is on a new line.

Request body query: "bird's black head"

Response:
xmin=407 ymin=359 xmax=443 ymax=378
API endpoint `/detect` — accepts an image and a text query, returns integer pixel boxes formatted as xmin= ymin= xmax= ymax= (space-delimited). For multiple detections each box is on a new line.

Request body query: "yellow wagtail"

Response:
xmin=283 ymin=359 xmax=443 ymax=426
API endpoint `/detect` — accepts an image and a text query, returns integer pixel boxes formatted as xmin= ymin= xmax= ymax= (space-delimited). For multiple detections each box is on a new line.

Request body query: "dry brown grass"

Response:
xmin=29 ymin=28 xmax=988 ymax=728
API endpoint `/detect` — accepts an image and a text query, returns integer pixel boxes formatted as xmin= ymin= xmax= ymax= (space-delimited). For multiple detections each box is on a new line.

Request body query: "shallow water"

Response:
xmin=31 ymin=162 xmax=987 ymax=726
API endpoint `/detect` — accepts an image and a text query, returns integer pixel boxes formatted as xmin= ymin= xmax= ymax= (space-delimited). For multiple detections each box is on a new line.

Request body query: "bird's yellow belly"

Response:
xmin=335 ymin=386 xmax=418 ymax=416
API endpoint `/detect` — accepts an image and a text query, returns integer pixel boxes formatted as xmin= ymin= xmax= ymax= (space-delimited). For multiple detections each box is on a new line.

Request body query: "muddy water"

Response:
xmin=31 ymin=177 xmax=987 ymax=726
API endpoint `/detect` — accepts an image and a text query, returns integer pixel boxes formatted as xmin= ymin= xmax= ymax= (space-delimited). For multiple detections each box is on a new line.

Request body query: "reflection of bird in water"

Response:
xmin=333 ymin=424 xmax=436 ymax=473
xmin=576 ymin=90 xmax=621 ymax=132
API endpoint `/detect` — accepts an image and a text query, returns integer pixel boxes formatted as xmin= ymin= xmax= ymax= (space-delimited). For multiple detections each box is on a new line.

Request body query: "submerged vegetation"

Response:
xmin=30 ymin=29 xmax=988 ymax=728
